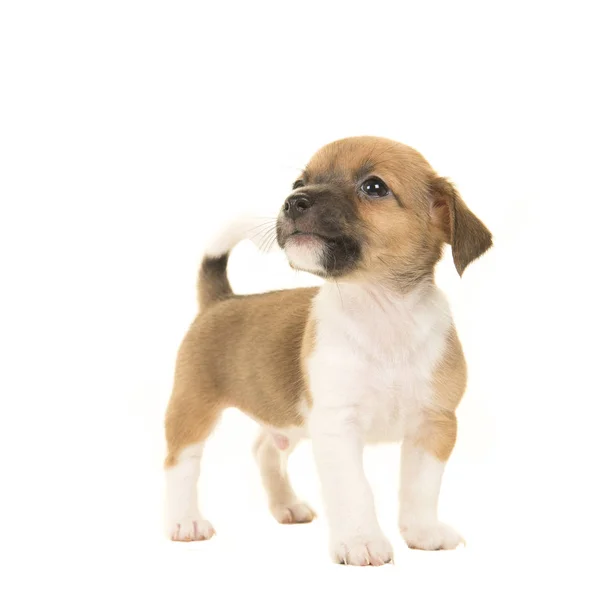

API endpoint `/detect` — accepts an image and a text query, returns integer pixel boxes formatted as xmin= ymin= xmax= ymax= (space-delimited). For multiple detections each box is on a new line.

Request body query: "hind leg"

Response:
xmin=253 ymin=429 xmax=315 ymax=524
xmin=164 ymin=393 xmax=221 ymax=542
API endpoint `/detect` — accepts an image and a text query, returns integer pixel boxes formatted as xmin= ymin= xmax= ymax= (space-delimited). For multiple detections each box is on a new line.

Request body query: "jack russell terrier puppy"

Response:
xmin=164 ymin=136 xmax=492 ymax=566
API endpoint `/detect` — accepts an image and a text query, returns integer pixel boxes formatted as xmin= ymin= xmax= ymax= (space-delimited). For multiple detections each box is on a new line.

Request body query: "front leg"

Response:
xmin=399 ymin=409 xmax=464 ymax=550
xmin=310 ymin=408 xmax=394 ymax=566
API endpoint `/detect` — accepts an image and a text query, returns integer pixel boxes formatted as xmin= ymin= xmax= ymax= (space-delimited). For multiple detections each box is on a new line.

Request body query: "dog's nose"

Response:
xmin=284 ymin=193 xmax=314 ymax=220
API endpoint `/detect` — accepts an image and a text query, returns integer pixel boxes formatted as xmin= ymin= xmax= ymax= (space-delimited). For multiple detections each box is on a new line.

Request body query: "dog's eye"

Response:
xmin=292 ymin=180 xmax=304 ymax=190
xmin=360 ymin=177 xmax=390 ymax=198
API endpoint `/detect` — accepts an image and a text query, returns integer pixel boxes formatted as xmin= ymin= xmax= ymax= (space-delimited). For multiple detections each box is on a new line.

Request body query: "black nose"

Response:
xmin=284 ymin=193 xmax=314 ymax=220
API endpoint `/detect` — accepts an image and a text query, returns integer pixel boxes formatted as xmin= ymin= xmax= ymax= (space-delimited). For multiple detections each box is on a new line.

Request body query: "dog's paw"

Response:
xmin=272 ymin=502 xmax=316 ymax=524
xmin=169 ymin=517 xmax=215 ymax=542
xmin=400 ymin=521 xmax=463 ymax=550
xmin=331 ymin=533 xmax=394 ymax=566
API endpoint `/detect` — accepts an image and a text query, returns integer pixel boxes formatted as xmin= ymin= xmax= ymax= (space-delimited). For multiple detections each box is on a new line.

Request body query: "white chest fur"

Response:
xmin=306 ymin=281 xmax=452 ymax=443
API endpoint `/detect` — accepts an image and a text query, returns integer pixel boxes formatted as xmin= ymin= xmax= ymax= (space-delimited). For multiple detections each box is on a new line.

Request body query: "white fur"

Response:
xmin=253 ymin=424 xmax=315 ymax=524
xmin=204 ymin=214 xmax=277 ymax=258
xmin=284 ymin=237 xmax=326 ymax=274
xmin=399 ymin=445 xmax=463 ymax=549
xmin=168 ymin=237 xmax=463 ymax=559
xmin=306 ymin=280 xmax=454 ymax=564
xmin=165 ymin=442 xmax=215 ymax=541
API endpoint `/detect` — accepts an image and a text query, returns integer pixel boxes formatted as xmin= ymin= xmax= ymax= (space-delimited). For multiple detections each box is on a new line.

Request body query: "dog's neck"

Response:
xmin=321 ymin=277 xmax=439 ymax=315
xmin=333 ymin=267 xmax=437 ymax=298
xmin=314 ymin=278 xmax=450 ymax=359
xmin=381 ymin=264 xmax=437 ymax=295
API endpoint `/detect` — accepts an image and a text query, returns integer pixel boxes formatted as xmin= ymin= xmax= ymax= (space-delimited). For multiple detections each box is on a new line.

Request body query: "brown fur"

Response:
xmin=278 ymin=136 xmax=491 ymax=287
xmin=198 ymin=254 xmax=232 ymax=311
xmin=165 ymin=136 xmax=490 ymax=493
xmin=413 ymin=327 xmax=467 ymax=461
xmin=300 ymin=316 xmax=317 ymax=406
xmin=430 ymin=176 xmax=493 ymax=276
xmin=164 ymin=287 xmax=317 ymax=466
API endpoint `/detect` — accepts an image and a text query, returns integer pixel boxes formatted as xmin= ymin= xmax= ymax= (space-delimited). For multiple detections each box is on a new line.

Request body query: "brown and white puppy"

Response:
xmin=164 ymin=136 xmax=492 ymax=566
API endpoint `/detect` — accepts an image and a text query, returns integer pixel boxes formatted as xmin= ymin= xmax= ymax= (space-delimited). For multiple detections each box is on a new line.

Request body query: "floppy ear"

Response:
xmin=429 ymin=177 xmax=493 ymax=276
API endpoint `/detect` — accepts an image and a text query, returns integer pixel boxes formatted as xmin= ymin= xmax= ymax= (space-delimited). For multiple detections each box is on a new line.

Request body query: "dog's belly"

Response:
xmin=265 ymin=387 xmax=419 ymax=447
xmin=263 ymin=370 xmax=431 ymax=447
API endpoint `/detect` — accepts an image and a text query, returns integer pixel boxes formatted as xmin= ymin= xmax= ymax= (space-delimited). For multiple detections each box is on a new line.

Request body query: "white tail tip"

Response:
xmin=204 ymin=214 xmax=279 ymax=258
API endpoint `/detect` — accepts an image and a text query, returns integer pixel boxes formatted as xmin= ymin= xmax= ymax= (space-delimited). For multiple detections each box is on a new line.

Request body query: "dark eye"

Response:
xmin=360 ymin=177 xmax=390 ymax=198
xmin=292 ymin=180 xmax=304 ymax=190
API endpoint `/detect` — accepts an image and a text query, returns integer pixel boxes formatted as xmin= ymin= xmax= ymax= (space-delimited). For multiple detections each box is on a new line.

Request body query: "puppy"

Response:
xmin=164 ymin=136 xmax=492 ymax=566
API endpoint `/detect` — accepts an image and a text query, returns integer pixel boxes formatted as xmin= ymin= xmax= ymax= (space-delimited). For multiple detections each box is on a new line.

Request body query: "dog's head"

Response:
xmin=276 ymin=136 xmax=492 ymax=285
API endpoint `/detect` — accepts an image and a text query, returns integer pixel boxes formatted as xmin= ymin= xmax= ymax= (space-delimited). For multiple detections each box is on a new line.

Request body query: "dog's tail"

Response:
xmin=197 ymin=215 xmax=276 ymax=311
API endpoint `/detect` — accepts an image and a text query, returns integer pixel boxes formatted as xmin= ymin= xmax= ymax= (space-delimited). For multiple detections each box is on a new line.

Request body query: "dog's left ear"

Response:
xmin=429 ymin=176 xmax=493 ymax=276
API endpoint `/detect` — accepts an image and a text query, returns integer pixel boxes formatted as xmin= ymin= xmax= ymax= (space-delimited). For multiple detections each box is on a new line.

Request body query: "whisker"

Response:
xmin=256 ymin=227 xmax=278 ymax=253
xmin=243 ymin=219 xmax=277 ymax=234
xmin=260 ymin=232 xmax=279 ymax=254
xmin=259 ymin=225 xmax=280 ymax=253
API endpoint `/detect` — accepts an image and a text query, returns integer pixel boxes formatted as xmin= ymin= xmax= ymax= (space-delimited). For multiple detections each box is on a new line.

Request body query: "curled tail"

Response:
xmin=197 ymin=215 xmax=275 ymax=311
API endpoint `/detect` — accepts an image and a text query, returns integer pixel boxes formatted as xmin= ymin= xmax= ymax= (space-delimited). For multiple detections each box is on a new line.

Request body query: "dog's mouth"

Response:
xmin=286 ymin=231 xmax=338 ymax=246
xmin=284 ymin=230 xmax=350 ymax=255
xmin=282 ymin=230 xmax=361 ymax=277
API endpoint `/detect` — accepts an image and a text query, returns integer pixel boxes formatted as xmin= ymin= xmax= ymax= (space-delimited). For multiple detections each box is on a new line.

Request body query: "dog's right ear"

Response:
xmin=429 ymin=176 xmax=493 ymax=276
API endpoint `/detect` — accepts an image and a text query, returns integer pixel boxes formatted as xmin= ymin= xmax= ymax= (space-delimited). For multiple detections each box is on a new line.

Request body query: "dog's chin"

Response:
xmin=282 ymin=232 xmax=361 ymax=278
xmin=283 ymin=233 xmax=328 ymax=275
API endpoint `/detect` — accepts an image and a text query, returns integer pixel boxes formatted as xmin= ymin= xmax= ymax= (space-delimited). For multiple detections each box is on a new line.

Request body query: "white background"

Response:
xmin=1 ymin=1 xmax=599 ymax=598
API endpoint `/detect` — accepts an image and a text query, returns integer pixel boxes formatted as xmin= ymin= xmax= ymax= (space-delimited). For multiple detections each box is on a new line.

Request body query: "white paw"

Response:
xmin=169 ymin=517 xmax=215 ymax=542
xmin=272 ymin=502 xmax=316 ymax=524
xmin=331 ymin=533 xmax=394 ymax=566
xmin=400 ymin=520 xmax=464 ymax=550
